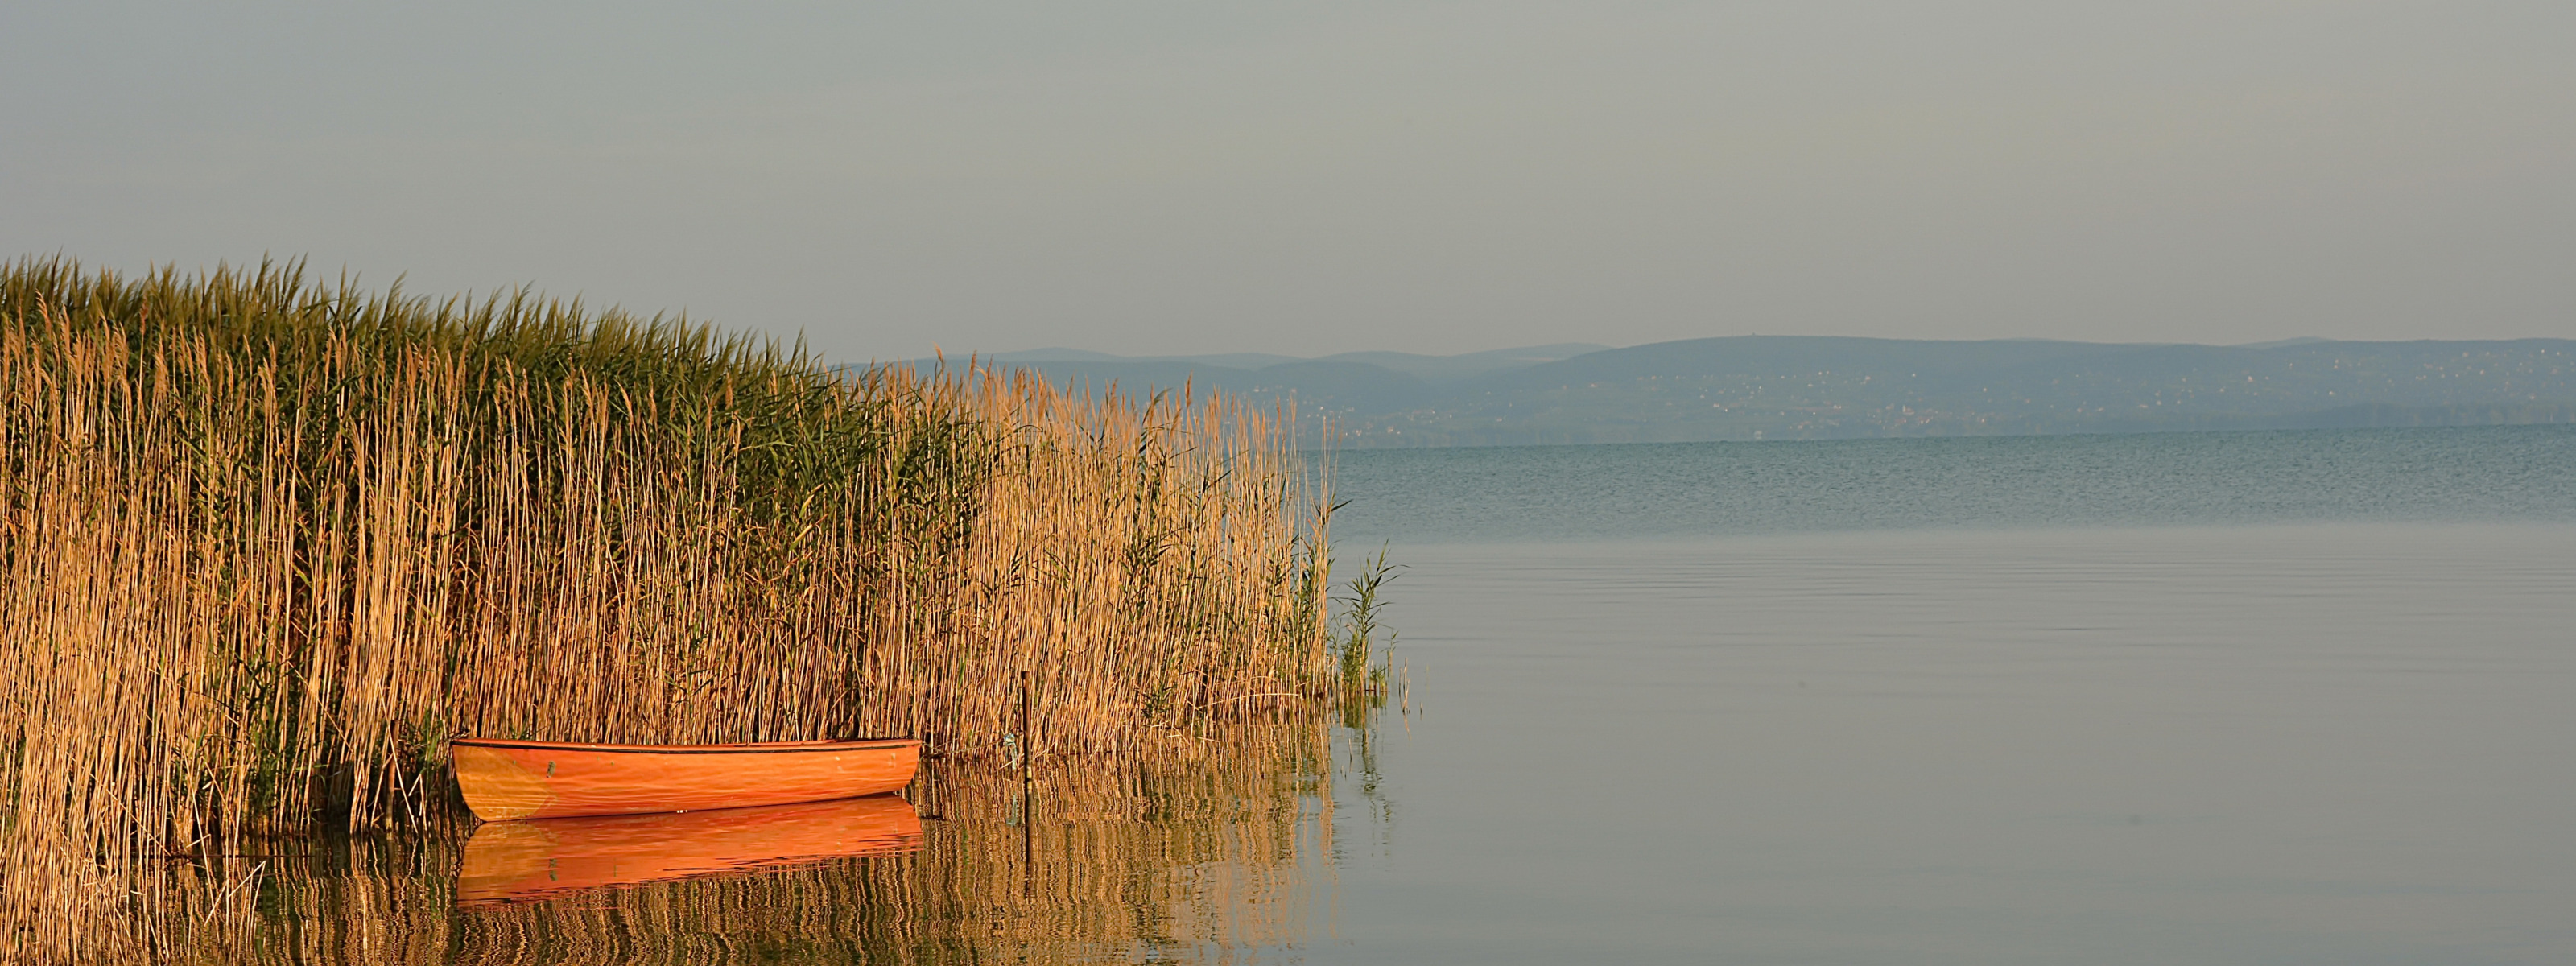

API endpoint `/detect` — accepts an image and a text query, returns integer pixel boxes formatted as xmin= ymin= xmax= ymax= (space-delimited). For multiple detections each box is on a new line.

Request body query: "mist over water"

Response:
xmin=1302 ymin=425 xmax=2576 ymax=964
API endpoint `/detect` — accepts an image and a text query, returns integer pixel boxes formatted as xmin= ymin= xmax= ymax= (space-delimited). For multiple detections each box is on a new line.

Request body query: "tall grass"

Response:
xmin=0 ymin=258 xmax=1339 ymax=960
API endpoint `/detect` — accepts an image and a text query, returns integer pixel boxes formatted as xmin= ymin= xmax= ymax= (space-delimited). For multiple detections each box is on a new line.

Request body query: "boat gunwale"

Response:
xmin=451 ymin=737 xmax=921 ymax=756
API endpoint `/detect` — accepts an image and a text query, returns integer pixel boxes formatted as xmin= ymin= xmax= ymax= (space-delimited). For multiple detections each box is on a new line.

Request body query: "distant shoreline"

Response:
xmin=903 ymin=336 xmax=2576 ymax=448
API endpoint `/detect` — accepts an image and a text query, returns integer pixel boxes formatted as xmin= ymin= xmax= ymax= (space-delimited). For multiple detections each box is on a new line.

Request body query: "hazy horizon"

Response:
xmin=8 ymin=2 xmax=2572 ymax=362
xmin=977 ymin=332 xmax=2546 ymax=363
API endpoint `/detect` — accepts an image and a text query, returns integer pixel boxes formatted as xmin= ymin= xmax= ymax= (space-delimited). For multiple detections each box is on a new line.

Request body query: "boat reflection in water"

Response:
xmin=456 ymin=794 xmax=923 ymax=905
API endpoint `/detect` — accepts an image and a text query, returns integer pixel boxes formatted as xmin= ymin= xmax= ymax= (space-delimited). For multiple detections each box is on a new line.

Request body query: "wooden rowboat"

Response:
xmin=452 ymin=737 xmax=921 ymax=821
xmin=455 ymin=793 xmax=923 ymax=904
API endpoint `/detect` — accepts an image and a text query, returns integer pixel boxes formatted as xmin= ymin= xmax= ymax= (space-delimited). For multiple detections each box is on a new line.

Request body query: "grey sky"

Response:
xmin=6 ymin=2 xmax=2570 ymax=361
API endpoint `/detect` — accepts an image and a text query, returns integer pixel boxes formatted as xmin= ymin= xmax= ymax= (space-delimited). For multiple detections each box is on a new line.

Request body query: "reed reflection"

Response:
xmin=188 ymin=721 xmax=1352 ymax=964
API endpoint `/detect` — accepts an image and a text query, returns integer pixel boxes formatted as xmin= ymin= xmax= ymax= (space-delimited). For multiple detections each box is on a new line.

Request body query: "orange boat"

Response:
xmin=451 ymin=737 xmax=920 ymax=821
xmin=455 ymin=793 xmax=923 ymax=905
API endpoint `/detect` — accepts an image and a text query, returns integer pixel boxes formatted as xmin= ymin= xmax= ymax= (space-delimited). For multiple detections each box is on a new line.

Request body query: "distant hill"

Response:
xmin=976 ymin=343 xmax=1607 ymax=387
xmin=905 ymin=337 xmax=2576 ymax=447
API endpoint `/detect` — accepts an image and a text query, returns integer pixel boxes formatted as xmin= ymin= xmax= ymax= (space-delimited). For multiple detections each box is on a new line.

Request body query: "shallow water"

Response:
xmin=195 ymin=730 xmax=1341 ymax=964
xmin=208 ymin=427 xmax=2576 ymax=963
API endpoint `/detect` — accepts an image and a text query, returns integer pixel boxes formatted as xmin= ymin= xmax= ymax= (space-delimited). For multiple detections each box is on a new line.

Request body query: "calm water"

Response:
xmin=1326 ymin=424 xmax=2576 ymax=542
xmin=229 ymin=426 xmax=2576 ymax=964
xmin=1305 ymin=526 xmax=2575 ymax=964
xmin=1302 ymin=425 xmax=2576 ymax=964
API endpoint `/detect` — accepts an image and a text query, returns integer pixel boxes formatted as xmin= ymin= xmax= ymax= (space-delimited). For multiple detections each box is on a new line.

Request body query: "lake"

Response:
xmin=1303 ymin=425 xmax=2576 ymax=964
xmin=214 ymin=426 xmax=2576 ymax=964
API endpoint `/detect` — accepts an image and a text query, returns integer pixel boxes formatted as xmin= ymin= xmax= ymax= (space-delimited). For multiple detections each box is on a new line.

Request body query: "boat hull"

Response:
xmin=452 ymin=737 xmax=920 ymax=820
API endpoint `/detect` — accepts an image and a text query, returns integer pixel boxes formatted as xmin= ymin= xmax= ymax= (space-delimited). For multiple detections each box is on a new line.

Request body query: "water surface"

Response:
xmin=1305 ymin=523 xmax=2576 ymax=964
xmin=1327 ymin=424 xmax=2576 ymax=542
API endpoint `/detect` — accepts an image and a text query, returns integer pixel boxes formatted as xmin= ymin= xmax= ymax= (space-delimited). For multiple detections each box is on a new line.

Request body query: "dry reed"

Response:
xmin=0 ymin=258 xmax=1341 ymax=961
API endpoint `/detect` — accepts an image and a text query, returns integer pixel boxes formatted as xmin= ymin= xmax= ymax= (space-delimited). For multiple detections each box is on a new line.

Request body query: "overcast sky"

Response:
xmin=5 ymin=2 xmax=2570 ymax=361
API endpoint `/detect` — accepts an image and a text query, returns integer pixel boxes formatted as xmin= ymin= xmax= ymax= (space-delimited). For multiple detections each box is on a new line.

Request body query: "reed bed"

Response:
xmin=0 ymin=258 xmax=1341 ymax=961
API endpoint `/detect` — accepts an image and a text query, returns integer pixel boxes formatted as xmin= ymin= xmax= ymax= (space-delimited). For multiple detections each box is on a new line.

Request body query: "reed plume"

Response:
xmin=0 ymin=258 xmax=1339 ymax=960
